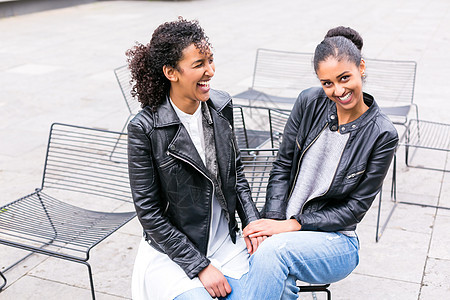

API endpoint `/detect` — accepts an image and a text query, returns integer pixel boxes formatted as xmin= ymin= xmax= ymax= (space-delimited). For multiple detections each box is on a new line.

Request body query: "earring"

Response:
xmin=362 ymin=72 xmax=366 ymax=79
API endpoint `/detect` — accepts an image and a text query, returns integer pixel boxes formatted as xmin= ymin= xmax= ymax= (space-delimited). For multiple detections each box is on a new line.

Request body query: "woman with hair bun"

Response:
xmin=127 ymin=17 xmax=264 ymax=300
xmin=242 ymin=26 xmax=398 ymax=299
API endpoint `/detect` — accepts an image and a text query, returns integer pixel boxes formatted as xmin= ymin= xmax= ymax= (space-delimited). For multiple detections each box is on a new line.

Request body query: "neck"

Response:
xmin=169 ymin=87 xmax=200 ymax=115
xmin=336 ymin=98 xmax=369 ymax=125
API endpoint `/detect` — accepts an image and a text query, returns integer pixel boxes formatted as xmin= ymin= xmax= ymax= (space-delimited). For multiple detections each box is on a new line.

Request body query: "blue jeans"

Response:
xmin=173 ymin=275 xmax=248 ymax=300
xmin=175 ymin=231 xmax=359 ymax=300
xmin=244 ymin=231 xmax=360 ymax=300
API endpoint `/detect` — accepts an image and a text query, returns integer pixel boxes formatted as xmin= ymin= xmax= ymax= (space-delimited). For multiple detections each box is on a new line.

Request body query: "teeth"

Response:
xmin=339 ymin=92 xmax=351 ymax=101
xmin=198 ymin=81 xmax=210 ymax=87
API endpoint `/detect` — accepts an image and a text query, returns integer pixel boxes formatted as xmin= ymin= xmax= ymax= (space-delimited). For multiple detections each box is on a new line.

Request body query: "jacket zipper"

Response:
xmin=347 ymin=170 xmax=365 ymax=179
xmin=167 ymin=151 xmax=214 ymax=251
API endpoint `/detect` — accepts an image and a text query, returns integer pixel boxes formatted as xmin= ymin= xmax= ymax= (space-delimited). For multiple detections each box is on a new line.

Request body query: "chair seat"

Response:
xmin=380 ymin=105 xmax=411 ymax=117
xmin=0 ymin=190 xmax=136 ymax=260
xmin=405 ymin=119 xmax=450 ymax=151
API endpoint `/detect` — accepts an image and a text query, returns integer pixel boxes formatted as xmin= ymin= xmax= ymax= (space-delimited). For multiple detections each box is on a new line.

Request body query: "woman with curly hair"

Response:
xmin=126 ymin=18 xmax=263 ymax=300
xmin=242 ymin=26 xmax=399 ymax=299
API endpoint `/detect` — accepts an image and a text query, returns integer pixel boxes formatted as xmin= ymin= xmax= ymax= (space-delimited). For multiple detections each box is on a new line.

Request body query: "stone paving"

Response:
xmin=0 ymin=0 xmax=449 ymax=299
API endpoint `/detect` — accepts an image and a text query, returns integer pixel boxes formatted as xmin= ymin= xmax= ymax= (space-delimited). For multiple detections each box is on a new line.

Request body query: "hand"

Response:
xmin=244 ymin=235 xmax=267 ymax=255
xmin=198 ymin=264 xmax=231 ymax=298
xmin=243 ymin=219 xmax=301 ymax=239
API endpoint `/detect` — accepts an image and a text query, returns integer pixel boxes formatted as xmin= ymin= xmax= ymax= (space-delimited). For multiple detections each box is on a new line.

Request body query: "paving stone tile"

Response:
xmin=356 ymin=224 xmax=430 ymax=283
xmin=428 ymin=214 xmax=450 ymax=260
xmin=420 ymin=257 xmax=450 ymax=300
xmin=332 ymin=272 xmax=419 ymax=300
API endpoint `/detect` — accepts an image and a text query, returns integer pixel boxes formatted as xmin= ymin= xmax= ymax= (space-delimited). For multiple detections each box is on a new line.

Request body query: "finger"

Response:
xmin=257 ymin=236 xmax=264 ymax=248
xmin=217 ymin=281 xmax=228 ymax=297
xmin=249 ymin=237 xmax=258 ymax=254
xmin=206 ymin=287 xmax=216 ymax=298
xmin=243 ymin=225 xmax=262 ymax=237
xmin=249 ymin=230 xmax=269 ymax=238
xmin=224 ymin=279 xmax=232 ymax=294
xmin=244 ymin=236 xmax=253 ymax=253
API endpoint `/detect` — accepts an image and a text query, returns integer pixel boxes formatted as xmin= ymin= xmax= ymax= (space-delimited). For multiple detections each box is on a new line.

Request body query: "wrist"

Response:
xmin=288 ymin=218 xmax=301 ymax=231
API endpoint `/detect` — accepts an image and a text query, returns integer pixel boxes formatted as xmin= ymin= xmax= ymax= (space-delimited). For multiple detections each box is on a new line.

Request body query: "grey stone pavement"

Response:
xmin=0 ymin=0 xmax=449 ymax=299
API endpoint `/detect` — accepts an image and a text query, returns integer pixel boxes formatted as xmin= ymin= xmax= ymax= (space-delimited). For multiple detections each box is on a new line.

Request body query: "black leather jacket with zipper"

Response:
xmin=263 ymin=87 xmax=399 ymax=232
xmin=127 ymin=89 xmax=259 ymax=279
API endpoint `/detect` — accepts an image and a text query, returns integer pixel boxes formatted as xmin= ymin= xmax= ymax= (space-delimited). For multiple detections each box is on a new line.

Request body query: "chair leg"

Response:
xmin=0 ymin=271 xmax=6 ymax=292
xmin=81 ymin=261 xmax=96 ymax=300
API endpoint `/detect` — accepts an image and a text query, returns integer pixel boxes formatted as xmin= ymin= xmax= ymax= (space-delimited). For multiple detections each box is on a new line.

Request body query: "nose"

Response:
xmin=205 ymin=61 xmax=215 ymax=77
xmin=334 ymin=84 xmax=345 ymax=97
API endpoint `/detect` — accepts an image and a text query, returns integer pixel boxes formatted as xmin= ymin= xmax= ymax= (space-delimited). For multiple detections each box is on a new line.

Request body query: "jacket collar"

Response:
xmin=326 ymin=92 xmax=379 ymax=134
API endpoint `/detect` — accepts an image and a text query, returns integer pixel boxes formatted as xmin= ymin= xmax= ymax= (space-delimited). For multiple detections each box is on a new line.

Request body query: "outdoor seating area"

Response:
xmin=1 ymin=0 xmax=449 ymax=299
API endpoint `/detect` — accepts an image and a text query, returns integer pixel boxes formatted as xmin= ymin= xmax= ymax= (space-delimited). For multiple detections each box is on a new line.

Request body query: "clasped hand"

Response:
xmin=242 ymin=218 xmax=302 ymax=252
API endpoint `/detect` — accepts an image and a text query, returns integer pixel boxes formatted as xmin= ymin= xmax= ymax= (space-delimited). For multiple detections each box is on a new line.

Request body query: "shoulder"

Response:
xmin=296 ymin=87 xmax=327 ymax=105
xmin=292 ymin=87 xmax=329 ymax=114
xmin=128 ymin=106 xmax=155 ymax=135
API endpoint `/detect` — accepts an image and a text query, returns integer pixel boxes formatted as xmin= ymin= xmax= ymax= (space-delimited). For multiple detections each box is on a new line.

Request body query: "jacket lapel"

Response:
xmin=155 ymin=98 xmax=209 ymax=176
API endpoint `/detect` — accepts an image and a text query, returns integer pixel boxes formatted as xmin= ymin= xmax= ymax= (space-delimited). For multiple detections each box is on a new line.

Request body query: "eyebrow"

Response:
xmin=319 ymin=71 xmax=350 ymax=82
xmin=191 ymin=54 xmax=213 ymax=66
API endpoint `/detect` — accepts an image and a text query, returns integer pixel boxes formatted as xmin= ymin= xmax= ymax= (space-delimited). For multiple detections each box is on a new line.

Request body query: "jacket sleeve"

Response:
xmin=127 ymin=120 xmax=210 ymax=279
xmin=263 ymin=93 xmax=305 ymax=219
xmin=295 ymin=129 xmax=399 ymax=231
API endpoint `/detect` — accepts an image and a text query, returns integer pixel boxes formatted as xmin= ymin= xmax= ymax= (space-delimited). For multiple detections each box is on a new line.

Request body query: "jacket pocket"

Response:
xmin=158 ymin=156 xmax=178 ymax=170
xmin=343 ymin=164 xmax=366 ymax=184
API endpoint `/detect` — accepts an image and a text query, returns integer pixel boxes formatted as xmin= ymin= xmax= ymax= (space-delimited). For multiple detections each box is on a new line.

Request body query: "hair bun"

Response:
xmin=325 ymin=26 xmax=363 ymax=51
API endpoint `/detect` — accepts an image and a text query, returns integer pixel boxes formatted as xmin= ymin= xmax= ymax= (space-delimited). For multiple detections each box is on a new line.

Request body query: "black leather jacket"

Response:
xmin=263 ymin=87 xmax=399 ymax=232
xmin=127 ymin=89 xmax=259 ymax=279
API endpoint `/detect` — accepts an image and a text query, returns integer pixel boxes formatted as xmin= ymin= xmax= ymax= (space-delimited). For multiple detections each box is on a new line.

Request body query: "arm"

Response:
xmin=296 ymin=131 xmax=399 ymax=231
xmin=245 ymin=127 xmax=398 ymax=237
xmin=127 ymin=121 xmax=209 ymax=279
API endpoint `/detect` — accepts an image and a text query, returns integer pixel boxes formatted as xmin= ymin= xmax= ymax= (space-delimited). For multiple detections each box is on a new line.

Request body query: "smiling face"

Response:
xmin=316 ymin=57 xmax=367 ymax=121
xmin=164 ymin=43 xmax=215 ymax=114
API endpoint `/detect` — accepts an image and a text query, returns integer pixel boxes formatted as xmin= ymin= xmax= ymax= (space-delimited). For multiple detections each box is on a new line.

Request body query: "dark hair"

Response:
xmin=313 ymin=26 xmax=363 ymax=73
xmin=126 ymin=17 xmax=211 ymax=110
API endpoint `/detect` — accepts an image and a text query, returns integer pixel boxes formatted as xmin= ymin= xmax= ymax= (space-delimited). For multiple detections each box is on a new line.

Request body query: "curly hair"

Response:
xmin=126 ymin=17 xmax=211 ymax=110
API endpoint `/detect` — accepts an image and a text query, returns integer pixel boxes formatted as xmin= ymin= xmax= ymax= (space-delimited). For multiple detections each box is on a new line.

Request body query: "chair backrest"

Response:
xmin=363 ymin=58 xmax=417 ymax=108
xmin=268 ymin=108 xmax=290 ymax=149
xmin=41 ymin=123 xmax=131 ymax=202
xmin=240 ymin=149 xmax=278 ymax=211
xmin=114 ymin=65 xmax=141 ymax=115
xmin=251 ymin=49 xmax=318 ymax=94
xmin=234 ymin=104 xmax=290 ymax=150
xmin=233 ymin=105 xmax=249 ymax=149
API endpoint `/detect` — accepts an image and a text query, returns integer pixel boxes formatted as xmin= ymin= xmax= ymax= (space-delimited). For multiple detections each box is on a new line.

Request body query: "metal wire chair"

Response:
xmin=0 ymin=123 xmax=136 ymax=299
xmin=240 ymin=148 xmax=331 ymax=300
